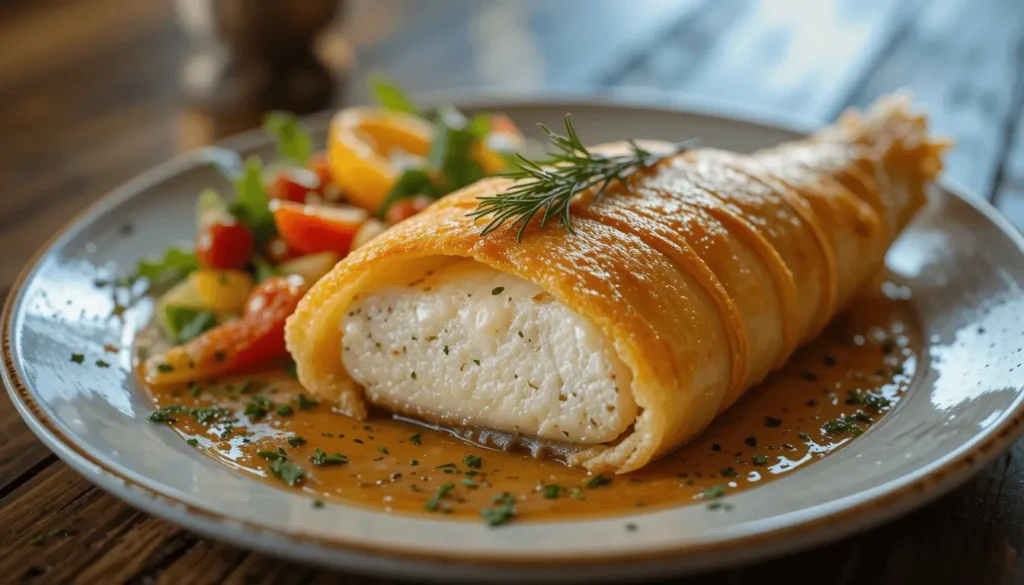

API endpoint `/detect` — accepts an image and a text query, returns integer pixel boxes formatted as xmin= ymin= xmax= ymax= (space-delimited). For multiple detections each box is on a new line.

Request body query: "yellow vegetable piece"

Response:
xmin=328 ymin=107 xmax=433 ymax=213
xmin=328 ymin=108 xmax=525 ymax=213
xmin=276 ymin=252 xmax=340 ymax=285
xmin=188 ymin=269 xmax=254 ymax=314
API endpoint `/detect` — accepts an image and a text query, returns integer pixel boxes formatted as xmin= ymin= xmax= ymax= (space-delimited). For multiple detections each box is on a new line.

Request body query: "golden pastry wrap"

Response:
xmin=285 ymin=95 xmax=946 ymax=473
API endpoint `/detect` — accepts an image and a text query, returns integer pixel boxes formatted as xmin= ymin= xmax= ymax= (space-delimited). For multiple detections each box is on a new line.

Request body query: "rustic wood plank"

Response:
xmin=0 ymin=408 xmax=55 ymax=500
xmin=677 ymin=0 xmax=917 ymax=122
xmin=342 ymin=0 xmax=711 ymax=100
xmin=606 ymin=0 xmax=918 ymax=123
xmin=845 ymin=0 xmax=1024 ymax=199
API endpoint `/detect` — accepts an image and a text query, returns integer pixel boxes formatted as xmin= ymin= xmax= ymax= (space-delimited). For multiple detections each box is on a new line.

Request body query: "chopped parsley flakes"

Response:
xmin=586 ymin=474 xmax=611 ymax=489
xmin=70 ymin=353 xmax=85 ymax=364
xmin=311 ymin=447 xmax=349 ymax=466
xmin=268 ymin=458 xmax=304 ymax=486
xmin=480 ymin=493 xmax=516 ymax=526
xmin=425 ymin=482 xmax=456 ymax=511
xmin=287 ymin=435 xmax=307 ymax=447
xmin=463 ymin=454 xmax=482 ymax=469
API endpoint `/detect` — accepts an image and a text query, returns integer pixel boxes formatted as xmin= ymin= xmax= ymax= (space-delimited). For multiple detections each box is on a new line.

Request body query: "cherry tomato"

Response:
xmin=270 ymin=200 xmax=368 ymax=257
xmin=384 ymin=195 xmax=434 ymax=225
xmin=268 ymin=173 xmax=313 ymax=204
xmin=195 ymin=219 xmax=254 ymax=270
xmin=145 ymin=275 xmax=310 ymax=385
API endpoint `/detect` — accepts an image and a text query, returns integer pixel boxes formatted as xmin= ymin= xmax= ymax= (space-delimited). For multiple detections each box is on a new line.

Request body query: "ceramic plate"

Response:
xmin=6 ymin=94 xmax=1024 ymax=583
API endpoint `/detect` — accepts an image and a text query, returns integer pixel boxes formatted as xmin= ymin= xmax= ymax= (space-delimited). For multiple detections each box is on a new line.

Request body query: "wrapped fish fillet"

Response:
xmin=285 ymin=95 xmax=947 ymax=473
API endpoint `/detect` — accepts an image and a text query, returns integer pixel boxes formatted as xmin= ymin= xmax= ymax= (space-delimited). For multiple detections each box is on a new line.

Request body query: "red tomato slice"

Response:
xmin=270 ymin=200 xmax=368 ymax=256
xmin=145 ymin=275 xmax=309 ymax=385
xmin=196 ymin=219 xmax=255 ymax=270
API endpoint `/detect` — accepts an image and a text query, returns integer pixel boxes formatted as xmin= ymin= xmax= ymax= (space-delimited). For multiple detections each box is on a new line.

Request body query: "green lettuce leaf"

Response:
xmin=163 ymin=307 xmax=218 ymax=343
xmin=229 ymin=157 xmax=277 ymax=244
xmin=263 ymin=111 xmax=313 ymax=166
xmin=369 ymin=72 xmax=418 ymax=114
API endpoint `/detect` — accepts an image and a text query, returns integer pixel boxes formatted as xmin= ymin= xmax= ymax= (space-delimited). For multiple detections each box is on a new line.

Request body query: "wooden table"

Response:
xmin=2 ymin=1 xmax=1023 ymax=583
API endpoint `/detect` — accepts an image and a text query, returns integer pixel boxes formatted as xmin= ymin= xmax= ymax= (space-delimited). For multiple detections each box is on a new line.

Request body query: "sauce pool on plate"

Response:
xmin=140 ymin=285 xmax=920 ymax=525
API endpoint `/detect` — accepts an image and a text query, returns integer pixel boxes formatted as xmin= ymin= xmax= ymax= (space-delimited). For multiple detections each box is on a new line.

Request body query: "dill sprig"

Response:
xmin=468 ymin=115 xmax=697 ymax=241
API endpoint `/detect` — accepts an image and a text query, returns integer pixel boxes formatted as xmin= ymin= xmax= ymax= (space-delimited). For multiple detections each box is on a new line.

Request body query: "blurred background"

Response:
xmin=0 ymin=0 xmax=1022 ymax=280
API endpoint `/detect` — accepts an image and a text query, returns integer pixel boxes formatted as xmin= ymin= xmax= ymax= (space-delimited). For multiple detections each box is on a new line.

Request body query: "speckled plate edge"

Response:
xmin=4 ymin=91 xmax=1024 ymax=583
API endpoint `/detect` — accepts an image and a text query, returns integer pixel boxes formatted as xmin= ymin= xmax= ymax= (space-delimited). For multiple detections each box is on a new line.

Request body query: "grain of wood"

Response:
xmin=671 ymin=0 xmax=918 ymax=122
xmin=845 ymin=0 xmax=1024 ymax=199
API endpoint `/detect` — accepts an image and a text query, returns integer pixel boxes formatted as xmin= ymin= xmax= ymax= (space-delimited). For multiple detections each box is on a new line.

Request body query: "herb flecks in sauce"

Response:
xmin=142 ymin=292 xmax=918 ymax=524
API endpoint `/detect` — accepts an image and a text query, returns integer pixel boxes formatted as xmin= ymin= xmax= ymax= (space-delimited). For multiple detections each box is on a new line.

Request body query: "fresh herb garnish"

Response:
xmin=822 ymin=414 xmax=865 ymax=437
xmin=70 ymin=353 xmax=85 ymax=364
xmin=257 ymin=450 xmax=285 ymax=461
xmin=378 ymin=445 xmax=390 ymax=455
xmin=244 ymin=395 xmax=273 ymax=421
xmin=461 ymin=478 xmax=479 ymax=488
xmin=310 ymin=447 xmax=348 ymax=466
xmin=268 ymin=458 xmax=304 ymax=486
xmin=463 ymin=454 xmax=482 ymax=469
xmin=127 ymin=247 xmax=198 ymax=288
xmin=287 ymin=435 xmax=306 ymax=447
xmin=297 ymin=394 xmax=318 ymax=410
xmin=229 ymin=157 xmax=276 ymax=244
xmin=720 ymin=467 xmax=738 ymax=478
xmin=313 ymin=499 xmax=325 ymax=509
xmin=542 ymin=484 xmax=562 ymax=499
xmin=263 ymin=111 xmax=313 ymax=166
xmin=435 ymin=462 xmax=458 ymax=470
xmin=425 ymin=482 xmax=456 ymax=511
xmin=157 ymin=363 xmax=174 ymax=373
xmin=491 ymin=287 xmax=505 ymax=296
xmin=702 ymin=484 xmax=726 ymax=499
xmin=586 ymin=474 xmax=612 ymax=489
xmin=164 ymin=307 xmax=217 ymax=343
xmin=707 ymin=501 xmax=734 ymax=511
xmin=845 ymin=389 xmax=892 ymax=410
xmin=276 ymin=404 xmax=293 ymax=416
xmin=147 ymin=404 xmax=187 ymax=423
xmin=369 ymin=72 xmax=419 ymax=114
xmin=409 ymin=433 xmax=422 ymax=445
xmin=469 ymin=115 xmax=696 ymax=241
xmin=95 ymin=360 xmax=110 ymax=368
xmin=186 ymin=438 xmax=199 ymax=447
xmin=752 ymin=454 xmax=768 ymax=466
xmin=480 ymin=493 xmax=516 ymax=527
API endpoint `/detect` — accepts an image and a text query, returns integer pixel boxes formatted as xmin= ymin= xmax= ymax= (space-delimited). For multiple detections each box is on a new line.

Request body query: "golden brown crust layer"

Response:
xmin=286 ymin=95 xmax=947 ymax=472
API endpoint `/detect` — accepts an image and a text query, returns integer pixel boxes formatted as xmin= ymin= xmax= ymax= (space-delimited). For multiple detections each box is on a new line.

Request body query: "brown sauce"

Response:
xmin=141 ymin=287 xmax=920 ymax=524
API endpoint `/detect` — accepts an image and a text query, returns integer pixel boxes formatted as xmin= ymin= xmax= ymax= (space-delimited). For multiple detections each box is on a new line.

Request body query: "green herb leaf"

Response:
xmin=287 ymin=435 xmax=306 ymax=447
xmin=229 ymin=157 xmax=276 ymax=244
xmin=752 ymin=454 xmax=768 ymax=466
xmin=268 ymin=458 xmax=304 ymax=486
xmin=409 ymin=433 xmax=422 ymax=445
xmin=147 ymin=405 xmax=187 ymax=423
xmin=378 ymin=445 xmax=390 ymax=455
xmin=257 ymin=450 xmax=285 ymax=461
xmin=542 ymin=484 xmax=562 ymax=499
xmin=586 ymin=474 xmax=612 ymax=489
xmin=244 ymin=395 xmax=273 ymax=421
xmin=378 ymin=168 xmax=441 ymax=217
xmin=131 ymin=247 xmax=198 ymax=287
xmin=369 ymin=72 xmax=418 ymax=114
xmin=70 ymin=353 xmax=85 ymax=364
xmin=263 ymin=111 xmax=313 ymax=166
xmin=463 ymin=454 xmax=482 ymax=469
xmin=429 ymin=106 xmax=487 ymax=192
xmin=480 ymin=492 xmax=516 ymax=526
xmin=311 ymin=447 xmax=349 ymax=466
xmin=425 ymin=482 xmax=456 ymax=511
xmin=163 ymin=307 xmax=217 ymax=344
xmin=702 ymin=484 xmax=726 ymax=499
xmin=313 ymin=499 xmax=325 ymax=509
xmin=276 ymin=404 xmax=293 ymax=416
xmin=186 ymin=438 xmax=199 ymax=447
xmin=297 ymin=394 xmax=319 ymax=410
